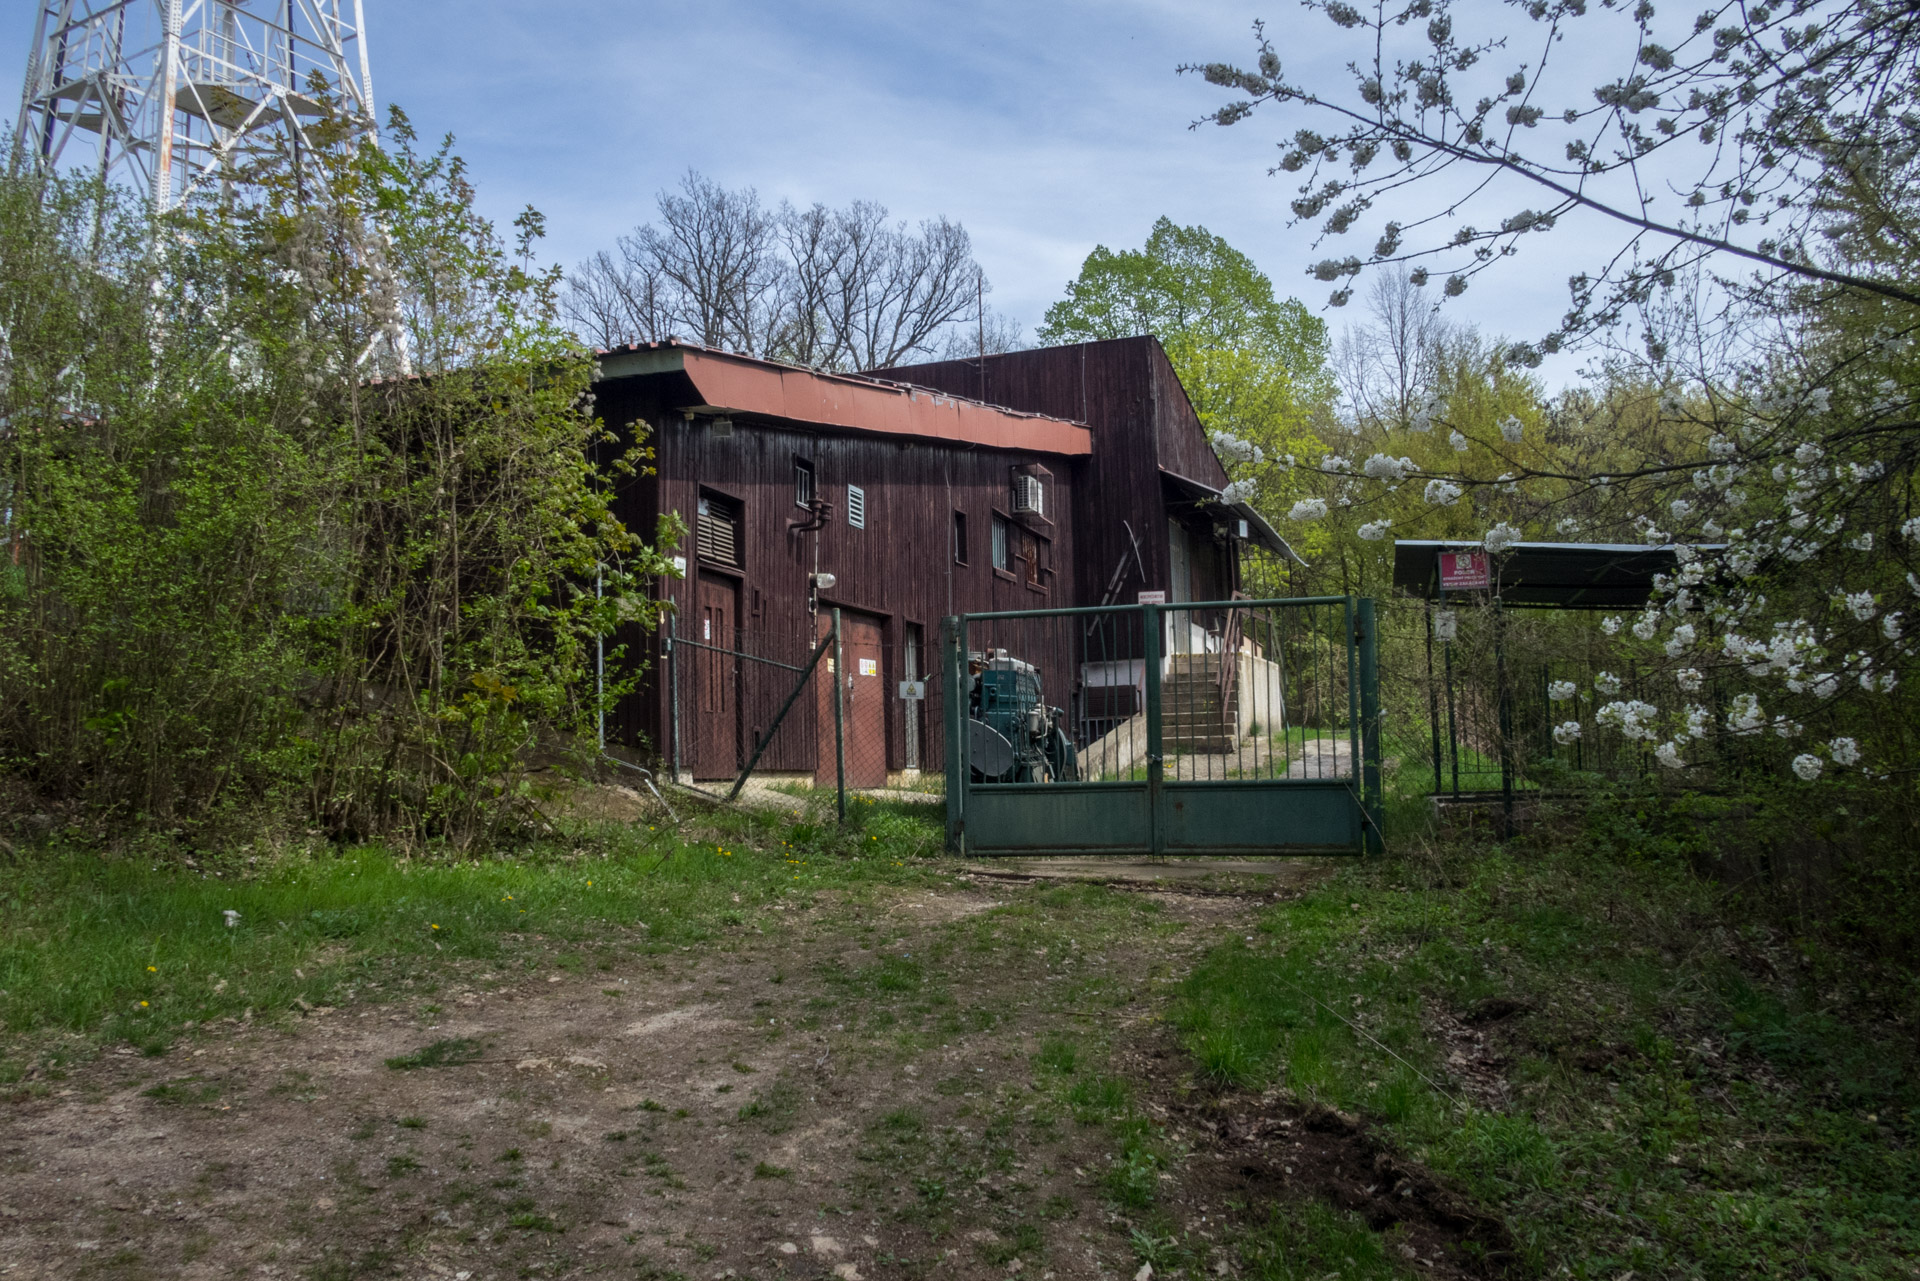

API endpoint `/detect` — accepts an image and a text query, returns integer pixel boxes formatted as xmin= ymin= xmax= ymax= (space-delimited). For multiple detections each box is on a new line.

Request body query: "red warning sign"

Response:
xmin=1439 ymin=551 xmax=1491 ymax=589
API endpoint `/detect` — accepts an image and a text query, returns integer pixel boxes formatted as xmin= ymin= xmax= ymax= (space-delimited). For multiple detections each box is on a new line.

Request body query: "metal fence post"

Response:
xmin=1357 ymin=597 xmax=1383 ymax=854
xmin=832 ymin=607 xmax=847 ymax=823
xmin=667 ymin=614 xmax=682 ymax=785
xmin=942 ymin=616 xmax=966 ymax=854
xmin=1495 ymin=600 xmax=1515 ymax=839
xmin=1143 ymin=600 xmax=1164 ymax=857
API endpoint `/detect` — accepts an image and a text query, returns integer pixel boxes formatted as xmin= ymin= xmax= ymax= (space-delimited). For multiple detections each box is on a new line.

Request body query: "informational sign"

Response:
xmin=1439 ymin=550 xmax=1491 ymax=590
xmin=858 ymin=658 xmax=878 ymax=677
xmin=1136 ymin=590 xmax=1167 ymax=605
xmin=898 ymin=679 xmax=927 ymax=701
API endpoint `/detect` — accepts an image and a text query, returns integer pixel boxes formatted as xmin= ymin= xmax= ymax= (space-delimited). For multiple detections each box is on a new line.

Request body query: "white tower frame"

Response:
xmin=16 ymin=1 xmax=375 ymax=211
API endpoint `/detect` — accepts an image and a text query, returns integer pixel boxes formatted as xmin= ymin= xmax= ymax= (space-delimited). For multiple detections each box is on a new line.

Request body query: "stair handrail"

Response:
xmin=1218 ymin=591 xmax=1249 ymax=733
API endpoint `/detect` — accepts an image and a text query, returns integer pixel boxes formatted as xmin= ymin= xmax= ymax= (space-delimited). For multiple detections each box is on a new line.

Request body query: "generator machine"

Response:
xmin=966 ymin=651 xmax=1079 ymax=783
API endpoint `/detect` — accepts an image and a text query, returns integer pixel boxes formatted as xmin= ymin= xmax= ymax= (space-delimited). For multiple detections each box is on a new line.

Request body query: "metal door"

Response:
xmin=693 ymin=574 xmax=740 ymax=779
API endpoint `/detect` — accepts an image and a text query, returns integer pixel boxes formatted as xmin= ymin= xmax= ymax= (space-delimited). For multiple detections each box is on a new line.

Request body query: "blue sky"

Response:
xmin=3 ymin=1 xmax=1582 ymax=373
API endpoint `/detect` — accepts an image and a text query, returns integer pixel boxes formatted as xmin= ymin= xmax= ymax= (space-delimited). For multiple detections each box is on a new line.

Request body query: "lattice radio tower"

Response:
xmin=15 ymin=2 xmax=376 ymax=211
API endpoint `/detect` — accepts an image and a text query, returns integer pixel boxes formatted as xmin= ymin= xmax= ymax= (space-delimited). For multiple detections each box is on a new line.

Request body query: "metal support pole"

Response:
xmin=596 ymin=566 xmax=605 ymax=753
xmin=667 ymin=614 xmax=682 ymax=786
xmin=943 ymin=616 xmax=966 ymax=853
xmin=832 ymin=607 xmax=846 ymax=822
xmin=1357 ymin=597 xmax=1383 ymax=854
xmin=1495 ymin=601 xmax=1515 ymax=839
xmin=1143 ymin=600 xmax=1164 ymax=857
xmin=1425 ymin=605 xmax=1443 ymax=796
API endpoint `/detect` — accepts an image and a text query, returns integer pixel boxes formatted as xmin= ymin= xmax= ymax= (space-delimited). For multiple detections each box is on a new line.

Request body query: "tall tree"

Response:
xmin=1037 ymin=217 xmax=1336 ymax=505
xmin=564 ymin=173 xmax=1011 ymax=371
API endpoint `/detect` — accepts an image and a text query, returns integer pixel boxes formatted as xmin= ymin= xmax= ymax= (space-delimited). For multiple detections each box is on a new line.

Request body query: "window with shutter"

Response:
xmin=696 ymin=492 xmax=742 ymax=567
xmin=794 ymin=458 xmax=814 ymax=507
xmin=846 ymin=485 xmax=866 ymax=529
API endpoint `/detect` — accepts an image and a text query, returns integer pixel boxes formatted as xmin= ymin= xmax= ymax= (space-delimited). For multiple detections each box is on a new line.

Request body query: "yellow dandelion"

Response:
xmin=139 ymin=1000 xmax=149 ymax=1008
xmin=430 ymin=924 xmax=440 ymax=930
xmin=146 ymin=966 xmax=156 ymax=972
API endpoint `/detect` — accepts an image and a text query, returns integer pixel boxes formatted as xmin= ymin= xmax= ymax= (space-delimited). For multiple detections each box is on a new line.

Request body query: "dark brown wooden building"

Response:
xmin=594 ymin=336 xmax=1292 ymax=785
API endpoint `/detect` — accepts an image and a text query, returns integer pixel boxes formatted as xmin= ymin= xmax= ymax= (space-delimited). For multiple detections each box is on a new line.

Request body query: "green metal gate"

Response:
xmin=942 ymin=596 xmax=1382 ymax=857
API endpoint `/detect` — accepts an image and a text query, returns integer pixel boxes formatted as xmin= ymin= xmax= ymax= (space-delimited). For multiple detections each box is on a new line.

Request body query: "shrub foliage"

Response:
xmin=0 ymin=112 xmax=677 ymax=846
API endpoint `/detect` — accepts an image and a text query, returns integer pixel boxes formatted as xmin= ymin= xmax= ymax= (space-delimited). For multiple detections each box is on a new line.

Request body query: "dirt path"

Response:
xmin=0 ymin=877 xmax=1271 ymax=1281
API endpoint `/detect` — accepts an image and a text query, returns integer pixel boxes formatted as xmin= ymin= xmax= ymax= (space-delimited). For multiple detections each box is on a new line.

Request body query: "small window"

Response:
xmin=991 ymin=514 xmax=1010 ymax=572
xmin=794 ymin=458 xmax=814 ymax=507
xmin=696 ymin=491 xmax=742 ymax=567
xmin=847 ymin=484 xmax=866 ymax=529
xmin=952 ymin=511 xmax=969 ymax=565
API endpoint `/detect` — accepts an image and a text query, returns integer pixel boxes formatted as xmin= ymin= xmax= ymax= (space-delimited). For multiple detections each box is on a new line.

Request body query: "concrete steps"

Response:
xmin=1163 ymin=654 xmax=1237 ymax=752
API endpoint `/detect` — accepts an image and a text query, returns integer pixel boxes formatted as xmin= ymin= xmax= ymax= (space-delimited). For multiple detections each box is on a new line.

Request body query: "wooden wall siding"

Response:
xmin=593 ymin=375 xmax=1079 ymax=773
xmin=868 ymin=336 xmax=1230 ymax=612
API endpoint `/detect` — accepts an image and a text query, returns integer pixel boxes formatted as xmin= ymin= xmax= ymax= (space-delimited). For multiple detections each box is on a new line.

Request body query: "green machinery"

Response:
xmin=966 ymin=652 xmax=1079 ymax=783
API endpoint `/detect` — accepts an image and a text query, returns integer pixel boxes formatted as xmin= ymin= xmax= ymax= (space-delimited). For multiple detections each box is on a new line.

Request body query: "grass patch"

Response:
xmin=751 ymin=1161 xmax=790 ymax=1179
xmin=140 ymin=1075 xmax=222 ymax=1105
xmin=0 ymin=799 xmax=947 ymax=1051
xmin=384 ymin=1038 xmax=481 ymax=1071
xmin=1171 ymin=835 xmax=1920 ymax=1278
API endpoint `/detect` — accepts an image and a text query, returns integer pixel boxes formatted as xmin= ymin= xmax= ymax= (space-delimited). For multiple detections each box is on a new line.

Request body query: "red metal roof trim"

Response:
xmin=600 ymin=340 xmax=1092 ymax=457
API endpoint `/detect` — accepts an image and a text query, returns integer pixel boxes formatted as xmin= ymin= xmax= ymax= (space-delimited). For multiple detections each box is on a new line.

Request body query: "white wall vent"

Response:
xmin=846 ymin=484 xmax=867 ymax=529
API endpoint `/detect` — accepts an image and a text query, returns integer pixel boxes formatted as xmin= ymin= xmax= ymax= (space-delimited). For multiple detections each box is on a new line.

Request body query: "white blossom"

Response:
xmin=1288 ymin=498 xmax=1329 ymax=522
xmin=1500 ymin=414 xmax=1524 ymax=443
xmin=1883 ymin=612 xmax=1903 ymax=641
xmin=1211 ymin=431 xmax=1258 ymax=463
xmin=1707 ymin=435 xmax=1737 ymax=459
xmin=1850 ymin=533 xmax=1874 ymax=552
xmin=1726 ymin=693 xmax=1765 ymax=734
xmin=1669 ymin=498 xmax=1693 ymax=522
xmin=1483 ymin=523 xmax=1522 ymax=555
xmin=1552 ymin=720 xmax=1583 ymax=745
xmin=1423 ymin=478 xmax=1463 ymax=506
xmin=1449 ymin=430 xmax=1469 ymax=453
xmin=1655 ymin=741 xmax=1685 ymax=769
xmin=1791 ymin=753 xmax=1824 ymax=781
xmin=1357 ymin=519 xmax=1392 ymax=541
xmin=1774 ymin=716 xmax=1804 ymax=738
xmin=223 ymin=910 xmax=241 ymax=929
xmin=1829 ymin=737 xmax=1861 ymax=767
xmin=1664 ymin=622 xmax=1697 ymax=657
xmin=1548 ymin=680 xmax=1578 ymax=701
xmin=1844 ymin=591 xmax=1878 ymax=621
xmin=1363 ymin=453 xmax=1415 ymax=482
xmin=1794 ymin=442 xmax=1824 ymax=466
xmin=1323 ymin=454 xmax=1353 ymax=473
xmin=1683 ymin=705 xmax=1711 ymax=739
xmin=1594 ymin=671 xmax=1623 ymax=696
xmin=1674 ymin=668 xmax=1703 ymax=693
xmin=1433 ymin=609 xmax=1458 ymax=642
xmin=1632 ymin=613 xmax=1660 ymax=641
xmin=1596 ymin=699 xmax=1660 ymax=740
xmin=1600 ymin=615 xmax=1622 ymax=636
xmin=1903 ymin=518 xmax=1920 ymax=543
xmin=1703 ymin=520 xmax=1725 ymax=539
xmin=1811 ymin=673 xmax=1840 ymax=699
xmin=1220 ymin=479 xmax=1258 ymax=504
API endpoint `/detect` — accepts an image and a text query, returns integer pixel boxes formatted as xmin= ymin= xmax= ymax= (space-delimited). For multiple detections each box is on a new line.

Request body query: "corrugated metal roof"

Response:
xmin=1159 ymin=468 xmax=1304 ymax=564
xmin=1392 ymin=539 xmax=1724 ymax=609
xmin=594 ymin=339 xmax=1092 ymax=456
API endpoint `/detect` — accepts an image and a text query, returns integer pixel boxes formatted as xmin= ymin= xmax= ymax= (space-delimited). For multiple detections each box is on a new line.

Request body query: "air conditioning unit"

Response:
xmin=1011 ymin=473 xmax=1044 ymax=517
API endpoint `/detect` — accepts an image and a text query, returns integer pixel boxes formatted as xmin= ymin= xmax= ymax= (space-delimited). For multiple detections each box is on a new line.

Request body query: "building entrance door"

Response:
xmin=693 ymin=574 xmax=740 ymax=779
xmin=817 ymin=609 xmax=888 ymax=789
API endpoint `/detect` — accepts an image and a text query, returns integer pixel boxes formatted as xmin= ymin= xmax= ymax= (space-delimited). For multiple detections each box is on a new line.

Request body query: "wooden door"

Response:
xmin=816 ymin=610 xmax=889 ymax=790
xmin=693 ymin=574 xmax=740 ymax=780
